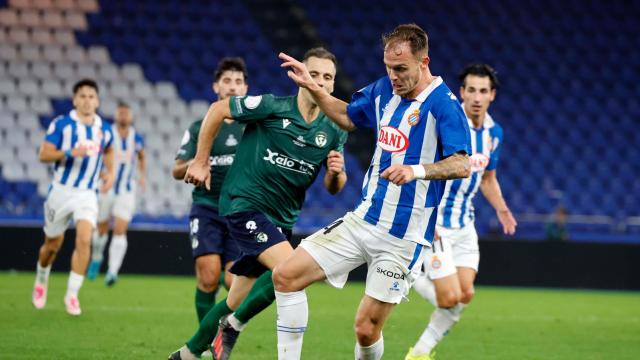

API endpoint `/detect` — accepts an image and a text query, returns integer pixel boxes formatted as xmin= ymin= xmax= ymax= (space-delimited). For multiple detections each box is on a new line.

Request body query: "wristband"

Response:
xmin=65 ymin=149 xmax=72 ymax=158
xmin=410 ymin=165 xmax=426 ymax=179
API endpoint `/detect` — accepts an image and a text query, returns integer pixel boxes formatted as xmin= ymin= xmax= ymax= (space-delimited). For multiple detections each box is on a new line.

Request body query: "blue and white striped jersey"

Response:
xmin=110 ymin=125 xmax=144 ymax=195
xmin=44 ymin=110 xmax=113 ymax=191
xmin=346 ymin=76 xmax=471 ymax=245
xmin=437 ymin=112 xmax=503 ymax=229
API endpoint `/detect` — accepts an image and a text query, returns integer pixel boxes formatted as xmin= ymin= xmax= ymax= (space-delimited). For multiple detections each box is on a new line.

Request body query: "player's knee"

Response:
xmin=197 ymin=267 xmax=220 ymax=293
xmin=354 ymin=318 xmax=380 ymax=346
xmin=437 ymin=289 xmax=461 ymax=308
xmin=272 ymin=266 xmax=300 ymax=292
xmin=460 ymin=286 xmax=475 ymax=304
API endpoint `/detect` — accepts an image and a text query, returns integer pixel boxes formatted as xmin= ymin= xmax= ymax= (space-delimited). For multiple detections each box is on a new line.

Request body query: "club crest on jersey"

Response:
xmin=225 ymin=134 xmax=238 ymax=147
xmin=469 ymin=153 xmax=490 ymax=172
xmin=378 ymin=126 xmax=409 ymax=152
xmin=407 ymin=109 xmax=420 ymax=126
xmin=315 ymin=132 xmax=327 ymax=147
xmin=244 ymin=96 xmax=262 ymax=109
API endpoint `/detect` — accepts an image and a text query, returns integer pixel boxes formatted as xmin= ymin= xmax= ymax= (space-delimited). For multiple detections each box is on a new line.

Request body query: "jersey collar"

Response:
xmin=70 ymin=110 xmax=102 ymax=127
xmin=413 ymin=76 xmax=443 ymax=103
xmin=463 ymin=106 xmax=495 ymax=130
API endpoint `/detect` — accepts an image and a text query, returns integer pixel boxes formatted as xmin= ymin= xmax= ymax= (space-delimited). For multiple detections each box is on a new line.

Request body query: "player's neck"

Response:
xmin=297 ymin=94 xmax=320 ymax=124
xmin=466 ymin=110 xmax=486 ymax=129
xmin=405 ymin=72 xmax=435 ymax=100
xmin=76 ymin=112 xmax=95 ymax=125
xmin=116 ymin=124 xmax=129 ymax=137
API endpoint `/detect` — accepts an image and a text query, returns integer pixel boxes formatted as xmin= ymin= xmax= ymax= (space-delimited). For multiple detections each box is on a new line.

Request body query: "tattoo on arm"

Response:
xmin=423 ymin=153 xmax=471 ymax=180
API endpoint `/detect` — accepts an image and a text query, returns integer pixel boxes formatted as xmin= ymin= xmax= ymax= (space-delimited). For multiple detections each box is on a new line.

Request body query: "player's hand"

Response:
xmin=381 ymin=164 xmax=416 ymax=185
xmin=497 ymin=208 xmax=517 ymax=235
xmin=278 ymin=53 xmax=321 ymax=92
xmin=70 ymin=144 xmax=89 ymax=158
xmin=184 ymin=159 xmax=211 ymax=190
xmin=326 ymin=150 xmax=344 ymax=176
xmin=100 ymin=171 xmax=114 ymax=193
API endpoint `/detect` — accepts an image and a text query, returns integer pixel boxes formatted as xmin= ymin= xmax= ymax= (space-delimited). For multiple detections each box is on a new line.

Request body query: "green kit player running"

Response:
xmin=169 ymin=47 xmax=348 ymax=360
xmin=173 ymin=58 xmax=248 ymax=324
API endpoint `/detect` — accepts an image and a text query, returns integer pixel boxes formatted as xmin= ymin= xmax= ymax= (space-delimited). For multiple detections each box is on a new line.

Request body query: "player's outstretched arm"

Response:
xmin=137 ymin=148 xmax=146 ymax=191
xmin=480 ymin=170 xmax=517 ymax=235
xmin=381 ymin=152 xmax=471 ymax=185
xmin=323 ymin=150 xmax=347 ymax=195
xmin=279 ymin=53 xmax=356 ymax=132
xmin=184 ymin=98 xmax=232 ymax=190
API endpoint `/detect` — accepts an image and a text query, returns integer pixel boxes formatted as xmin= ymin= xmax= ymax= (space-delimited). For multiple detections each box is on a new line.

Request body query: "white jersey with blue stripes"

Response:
xmin=110 ymin=125 xmax=144 ymax=195
xmin=437 ymin=112 xmax=503 ymax=229
xmin=346 ymin=76 xmax=471 ymax=245
xmin=44 ymin=110 xmax=113 ymax=191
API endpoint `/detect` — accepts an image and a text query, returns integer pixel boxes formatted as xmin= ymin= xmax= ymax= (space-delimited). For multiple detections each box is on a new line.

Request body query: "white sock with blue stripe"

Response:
xmin=412 ymin=303 xmax=465 ymax=356
xmin=91 ymin=232 xmax=108 ymax=262
xmin=275 ymin=290 xmax=307 ymax=360
xmin=413 ymin=273 xmax=437 ymax=307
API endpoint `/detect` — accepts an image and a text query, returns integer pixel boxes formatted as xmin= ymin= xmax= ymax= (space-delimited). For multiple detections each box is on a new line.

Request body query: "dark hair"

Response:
xmin=117 ymin=101 xmax=130 ymax=108
xmin=382 ymin=23 xmax=428 ymax=56
xmin=302 ymin=47 xmax=338 ymax=67
xmin=73 ymin=79 xmax=99 ymax=94
xmin=458 ymin=63 xmax=500 ymax=89
xmin=214 ymin=57 xmax=248 ymax=82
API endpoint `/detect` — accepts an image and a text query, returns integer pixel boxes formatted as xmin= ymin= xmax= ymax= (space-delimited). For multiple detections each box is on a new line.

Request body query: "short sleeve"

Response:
xmin=346 ymin=81 xmax=379 ymax=129
xmin=487 ymin=124 xmax=503 ymax=170
xmin=103 ymin=126 xmax=113 ymax=149
xmin=229 ymin=94 xmax=276 ymax=123
xmin=135 ymin=133 xmax=145 ymax=153
xmin=175 ymin=122 xmax=198 ymax=160
xmin=44 ymin=117 xmax=64 ymax=149
xmin=435 ymin=94 xmax=471 ymax=157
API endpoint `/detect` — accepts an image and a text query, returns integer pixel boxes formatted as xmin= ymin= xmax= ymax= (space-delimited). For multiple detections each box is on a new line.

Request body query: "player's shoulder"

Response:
xmin=46 ymin=113 xmax=72 ymax=134
xmin=430 ymin=80 xmax=464 ymax=114
xmin=134 ymin=129 xmax=145 ymax=143
xmin=189 ymin=119 xmax=204 ymax=133
xmin=485 ymin=113 xmax=503 ymax=134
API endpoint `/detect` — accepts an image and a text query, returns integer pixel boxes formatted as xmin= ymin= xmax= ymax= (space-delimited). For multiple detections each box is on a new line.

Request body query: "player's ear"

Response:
xmin=212 ymin=82 xmax=219 ymax=95
xmin=421 ymin=55 xmax=430 ymax=67
xmin=490 ymin=88 xmax=496 ymax=101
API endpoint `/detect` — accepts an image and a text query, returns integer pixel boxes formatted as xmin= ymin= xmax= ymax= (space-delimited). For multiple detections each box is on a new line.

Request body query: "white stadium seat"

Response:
xmin=7 ymin=27 xmax=29 ymax=45
xmin=121 ymin=64 xmax=144 ymax=81
xmin=0 ymin=9 xmax=19 ymax=26
xmin=132 ymin=82 xmax=153 ymax=100
xmin=52 ymin=29 xmax=74 ymax=45
xmin=33 ymin=0 xmax=55 ymax=10
xmin=63 ymin=11 xmax=87 ymax=30
xmin=9 ymin=0 xmax=32 ymax=9
xmin=108 ymin=82 xmax=131 ymax=99
xmin=0 ymin=45 xmax=18 ymax=61
xmin=155 ymin=82 xmax=177 ymax=100
xmin=76 ymin=0 xmax=99 ymax=13
xmin=19 ymin=9 xmax=42 ymax=28
xmin=52 ymin=62 xmax=74 ymax=80
xmin=64 ymin=46 xmax=85 ymax=63
xmin=17 ymin=78 xmax=40 ymax=97
xmin=31 ymin=27 xmax=53 ymax=45
xmin=31 ymin=61 xmax=53 ymax=80
xmin=5 ymin=95 xmax=28 ymax=113
xmin=75 ymin=63 xmax=96 ymax=79
xmin=42 ymin=10 xmax=64 ymax=29
xmin=88 ymin=46 xmax=109 ymax=64
xmin=1 ymin=162 xmax=26 ymax=181
xmin=42 ymin=44 xmax=64 ymax=62
xmin=19 ymin=44 xmax=41 ymax=61
xmin=0 ymin=79 xmax=17 ymax=96
xmin=29 ymin=96 xmax=52 ymax=114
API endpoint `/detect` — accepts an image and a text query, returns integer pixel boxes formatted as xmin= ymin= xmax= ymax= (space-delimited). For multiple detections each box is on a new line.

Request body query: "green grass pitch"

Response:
xmin=1 ymin=272 xmax=639 ymax=359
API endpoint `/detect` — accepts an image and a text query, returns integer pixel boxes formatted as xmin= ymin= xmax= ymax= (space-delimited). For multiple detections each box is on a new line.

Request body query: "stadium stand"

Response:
xmin=0 ymin=0 xmax=638 ymax=241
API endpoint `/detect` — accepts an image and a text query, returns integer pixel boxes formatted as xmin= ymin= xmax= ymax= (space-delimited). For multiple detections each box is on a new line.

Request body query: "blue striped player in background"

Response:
xmin=88 ymin=102 xmax=145 ymax=286
xmin=275 ymin=24 xmax=471 ymax=360
xmin=32 ymin=79 xmax=114 ymax=316
xmin=405 ymin=64 xmax=517 ymax=360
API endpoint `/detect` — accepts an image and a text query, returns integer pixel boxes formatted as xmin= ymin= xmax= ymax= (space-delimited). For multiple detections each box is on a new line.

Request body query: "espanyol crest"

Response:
xmin=315 ymin=131 xmax=327 ymax=147
xmin=407 ymin=109 xmax=420 ymax=126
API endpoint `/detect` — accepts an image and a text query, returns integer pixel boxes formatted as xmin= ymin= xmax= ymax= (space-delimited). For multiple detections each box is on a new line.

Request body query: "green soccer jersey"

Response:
xmin=176 ymin=119 xmax=245 ymax=209
xmin=219 ymin=94 xmax=348 ymax=229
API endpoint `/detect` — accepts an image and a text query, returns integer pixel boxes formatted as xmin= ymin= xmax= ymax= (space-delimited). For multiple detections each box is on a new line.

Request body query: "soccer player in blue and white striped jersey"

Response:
xmin=32 ymin=79 xmax=114 ymax=316
xmin=88 ymin=102 xmax=145 ymax=286
xmin=274 ymin=24 xmax=471 ymax=360
xmin=406 ymin=64 xmax=517 ymax=360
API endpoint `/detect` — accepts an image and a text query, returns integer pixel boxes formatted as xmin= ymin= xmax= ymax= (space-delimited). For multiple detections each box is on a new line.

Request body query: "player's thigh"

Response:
xmin=451 ymin=224 xmax=480 ymax=273
xmin=97 ymin=192 xmax=114 ymax=224
xmin=365 ymin=236 xmax=426 ymax=305
xmin=272 ymin=246 xmax=327 ymax=292
xmin=74 ymin=219 xmax=94 ymax=249
xmin=296 ymin=215 xmax=366 ymax=290
xmin=43 ymin=188 xmax=75 ymax=238
xmin=112 ymin=193 xmax=135 ymax=230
